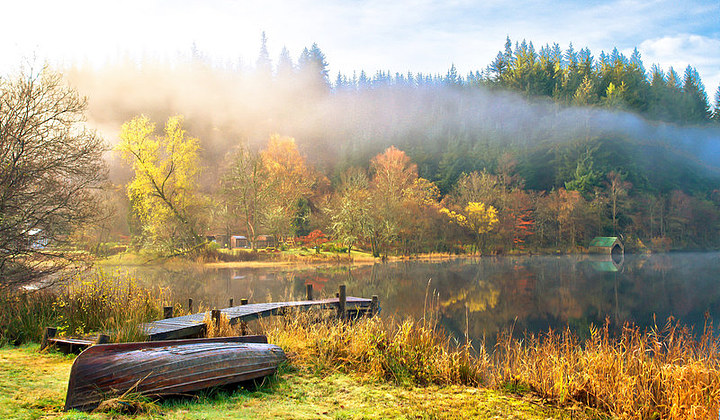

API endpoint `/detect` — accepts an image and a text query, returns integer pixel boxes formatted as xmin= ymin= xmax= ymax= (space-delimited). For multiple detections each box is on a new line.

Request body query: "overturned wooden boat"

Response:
xmin=64 ymin=335 xmax=285 ymax=412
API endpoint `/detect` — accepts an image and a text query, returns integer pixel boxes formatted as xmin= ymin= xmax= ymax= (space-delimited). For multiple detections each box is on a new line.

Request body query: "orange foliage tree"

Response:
xmin=259 ymin=135 xmax=315 ymax=241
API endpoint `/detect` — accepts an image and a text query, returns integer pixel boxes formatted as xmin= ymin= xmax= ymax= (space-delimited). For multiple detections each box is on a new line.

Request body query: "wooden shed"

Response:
xmin=230 ymin=235 xmax=250 ymax=249
xmin=588 ymin=237 xmax=623 ymax=256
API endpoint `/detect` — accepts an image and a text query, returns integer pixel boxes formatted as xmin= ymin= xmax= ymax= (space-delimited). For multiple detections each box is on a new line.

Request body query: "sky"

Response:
xmin=2 ymin=0 xmax=719 ymax=95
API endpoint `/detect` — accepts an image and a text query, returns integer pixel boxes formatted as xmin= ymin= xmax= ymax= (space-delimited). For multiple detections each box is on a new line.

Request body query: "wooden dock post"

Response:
xmin=40 ymin=327 xmax=57 ymax=351
xmin=96 ymin=334 xmax=110 ymax=344
xmin=229 ymin=298 xmax=234 ymax=307
xmin=211 ymin=309 xmax=221 ymax=329
xmin=338 ymin=285 xmax=346 ymax=320
xmin=163 ymin=306 xmax=174 ymax=319
xmin=370 ymin=295 xmax=379 ymax=316
xmin=188 ymin=298 xmax=193 ymax=313
xmin=240 ymin=298 xmax=248 ymax=305
xmin=306 ymin=284 xmax=313 ymax=301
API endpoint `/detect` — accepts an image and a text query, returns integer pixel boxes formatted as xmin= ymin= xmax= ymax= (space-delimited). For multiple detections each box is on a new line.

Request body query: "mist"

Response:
xmin=64 ymin=57 xmax=720 ymax=191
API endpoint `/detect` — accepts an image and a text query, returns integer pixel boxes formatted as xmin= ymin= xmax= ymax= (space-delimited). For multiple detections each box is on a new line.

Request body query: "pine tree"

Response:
xmin=711 ymin=85 xmax=720 ymax=123
xmin=666 ymin=67 xmax=681 ymax=89
xmin=255 ymin=32 xmax=272 ymax=80
xmin=573 ymin=75 xmax=596 ymax=106
xmin=681 ymin=65 xmax=710 ymax=123
xmin=298 ymin=43 xmax=329 ymax=91
xmin=445 ymin=63 xmax=460 ymax=86
xmin=276 ymin=46 xmax=294 ymax=80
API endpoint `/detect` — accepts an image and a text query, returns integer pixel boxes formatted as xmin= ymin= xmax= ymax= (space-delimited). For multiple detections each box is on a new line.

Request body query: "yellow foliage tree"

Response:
xmin=116 ymin=115 xmax=204 ymax=250
xmin=465 ymin=202 xmax=499 ymax=235
xmin=441 ymin=201 xmax=498 ymax=253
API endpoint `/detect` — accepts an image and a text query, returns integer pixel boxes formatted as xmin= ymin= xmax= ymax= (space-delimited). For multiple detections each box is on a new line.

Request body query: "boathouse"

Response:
xmin=588 ymin=237 xmax=623 ymax=256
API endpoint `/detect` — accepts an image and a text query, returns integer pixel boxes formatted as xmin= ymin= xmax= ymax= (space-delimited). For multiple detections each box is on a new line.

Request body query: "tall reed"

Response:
xmin=264 ymin=309 xmax=487 ymax=386
xmin=493 ymin=319 xmax=720 ymax=419
xmin=0 ymin=290 xmax=58 ymax=344
xmin=0 ymin=271 xmax=168 ymax=344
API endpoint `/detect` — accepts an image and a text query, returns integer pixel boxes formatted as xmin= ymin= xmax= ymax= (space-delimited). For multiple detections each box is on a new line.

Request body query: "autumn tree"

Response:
xmin=0 ymin=67 xmax=106 ymax=287
xmin=220 ymin=143 xmax=266 ymax=248
xmin=259 ymin=135 xmax=315 ymax=241
xmin=547 ymin=188 xmax=583 ymax=248
xmin=328 ymin=168 xmax=373 ymax=254
xmin=116 ymin=115 xmax=204 ymax=251
xmin=441 ymin=202 xmax=499 ymax=253
xmin=300 ymin=229 xmax=328 ymax=253
xmin=368 ymin=146 xmax=421 ymax=257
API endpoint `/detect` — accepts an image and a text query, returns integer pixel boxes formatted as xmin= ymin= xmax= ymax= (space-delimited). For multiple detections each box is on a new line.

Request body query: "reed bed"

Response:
xmin=267 ymin=312 xmax=486 ymax=385
xmin=262 ymin=311 xmax=720 ymax=420
xmin=493 ymin=319 xmax=720 ymax=419
xmin=0 ymin=271 xmax=168 ymax=344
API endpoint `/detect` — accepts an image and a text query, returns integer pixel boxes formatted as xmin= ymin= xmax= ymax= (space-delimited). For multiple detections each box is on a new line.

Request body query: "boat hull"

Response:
xmin=64 ymin=336 xmax=285 ymax=412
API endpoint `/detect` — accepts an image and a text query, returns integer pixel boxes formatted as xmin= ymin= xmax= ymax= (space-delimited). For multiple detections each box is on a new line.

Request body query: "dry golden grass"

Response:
xmin=493 ymin=319 xmax=720 ymax=419
xmin=203 ymin=311 xmax=236 ymax=338
xmin=261 ymin=311 xmax=720 ymax=420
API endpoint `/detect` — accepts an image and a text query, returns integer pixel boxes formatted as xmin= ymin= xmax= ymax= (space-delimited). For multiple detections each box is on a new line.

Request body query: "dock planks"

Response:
xmin=143 ymin=296 xmax=373 ymax=341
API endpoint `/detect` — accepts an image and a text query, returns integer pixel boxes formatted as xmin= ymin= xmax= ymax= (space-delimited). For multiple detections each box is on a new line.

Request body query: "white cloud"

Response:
xmin=640 ymin=34 xmax=720 ymax=91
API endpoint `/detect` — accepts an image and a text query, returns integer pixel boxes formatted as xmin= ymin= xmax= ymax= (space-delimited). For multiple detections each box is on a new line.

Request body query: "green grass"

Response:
xmin=0 ymin=344 xmax=598 ymax=420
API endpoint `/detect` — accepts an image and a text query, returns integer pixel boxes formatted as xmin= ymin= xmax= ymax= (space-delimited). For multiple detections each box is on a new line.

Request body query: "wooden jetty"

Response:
xmin=143 ymin=286 xmax=379 ymax=341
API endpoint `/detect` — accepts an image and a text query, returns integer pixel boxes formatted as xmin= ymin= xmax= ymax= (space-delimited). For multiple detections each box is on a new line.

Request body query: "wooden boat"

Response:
xmin=64 ymin=335 xmax=285 ymax=412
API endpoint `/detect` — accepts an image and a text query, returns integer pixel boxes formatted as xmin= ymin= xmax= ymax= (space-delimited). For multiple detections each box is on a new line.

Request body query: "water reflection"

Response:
xmin=99 ymin=252 xmax=720 ymax=347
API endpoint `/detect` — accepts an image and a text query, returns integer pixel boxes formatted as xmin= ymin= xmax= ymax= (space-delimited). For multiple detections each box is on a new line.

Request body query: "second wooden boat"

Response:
xmin=64 ymin=335 xmax=285 ymax=412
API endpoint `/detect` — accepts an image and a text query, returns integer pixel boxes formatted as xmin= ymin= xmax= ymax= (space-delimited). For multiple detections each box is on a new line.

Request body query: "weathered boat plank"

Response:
xmin=64 ymin=336 xmax=283 ymax=412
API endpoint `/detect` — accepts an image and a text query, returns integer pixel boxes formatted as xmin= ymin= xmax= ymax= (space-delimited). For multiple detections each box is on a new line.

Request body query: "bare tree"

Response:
xmin=0 ymin=67 xmax=106 ymax=288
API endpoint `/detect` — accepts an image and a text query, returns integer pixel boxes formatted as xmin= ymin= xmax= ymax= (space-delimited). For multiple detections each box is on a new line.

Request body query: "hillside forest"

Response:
xmin=4 ymin=36 xmax=720 ymax=284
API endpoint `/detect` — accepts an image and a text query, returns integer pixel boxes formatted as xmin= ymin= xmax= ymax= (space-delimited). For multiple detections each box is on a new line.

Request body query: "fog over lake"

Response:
xmin=102 ymin=252 xmax=720 ymax=347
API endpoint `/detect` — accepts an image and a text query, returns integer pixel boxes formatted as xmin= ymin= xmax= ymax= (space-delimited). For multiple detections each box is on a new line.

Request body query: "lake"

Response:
xmin=102 ymin=252 xmax=720 ymax=347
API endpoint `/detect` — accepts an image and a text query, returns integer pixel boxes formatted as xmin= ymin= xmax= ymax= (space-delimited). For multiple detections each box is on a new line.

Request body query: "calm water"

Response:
xmin=101 ymin=252 xmax=720 ymax=346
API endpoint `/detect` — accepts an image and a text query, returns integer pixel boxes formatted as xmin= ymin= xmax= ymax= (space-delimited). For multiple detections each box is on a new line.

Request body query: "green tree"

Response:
xmin=681 ymin=65 xmax=710 ymax=123
xmin=255 ymin=32 xmax=272 ymax=81
xmin=565 ymin=149 xmax=601 ymax=199
xmin=711 ymin=85 xmax=720 ymax=123
xmin=116 ymin=115 xmax=204 ymax=251
xmin=573 ymin=75 xmax=597 ymax=106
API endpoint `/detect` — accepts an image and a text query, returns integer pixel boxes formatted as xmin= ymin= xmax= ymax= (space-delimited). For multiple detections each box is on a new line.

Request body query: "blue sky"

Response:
xmin=2 ymin=0 xmax=719 ymax=94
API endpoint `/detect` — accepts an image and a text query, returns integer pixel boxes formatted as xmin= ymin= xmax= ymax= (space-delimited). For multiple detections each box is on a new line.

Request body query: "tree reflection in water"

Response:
xmin=99 ymin=252 xmax=720 ymax=348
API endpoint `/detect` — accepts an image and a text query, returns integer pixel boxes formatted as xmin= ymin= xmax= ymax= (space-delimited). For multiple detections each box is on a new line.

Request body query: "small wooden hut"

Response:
xmin=230 ymin=235 xmax=250 ymax=249
xmin=588 ymin=237 xmax=623 ymax=256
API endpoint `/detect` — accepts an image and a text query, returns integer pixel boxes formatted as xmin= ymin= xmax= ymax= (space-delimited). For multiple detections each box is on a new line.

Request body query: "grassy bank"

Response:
xmin=0 ymin=344 xmax=578 ymax=419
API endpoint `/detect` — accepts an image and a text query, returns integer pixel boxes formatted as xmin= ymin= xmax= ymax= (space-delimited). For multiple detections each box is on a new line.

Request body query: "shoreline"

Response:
xmin=202 ymin=252 xmax=469 ymax=269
